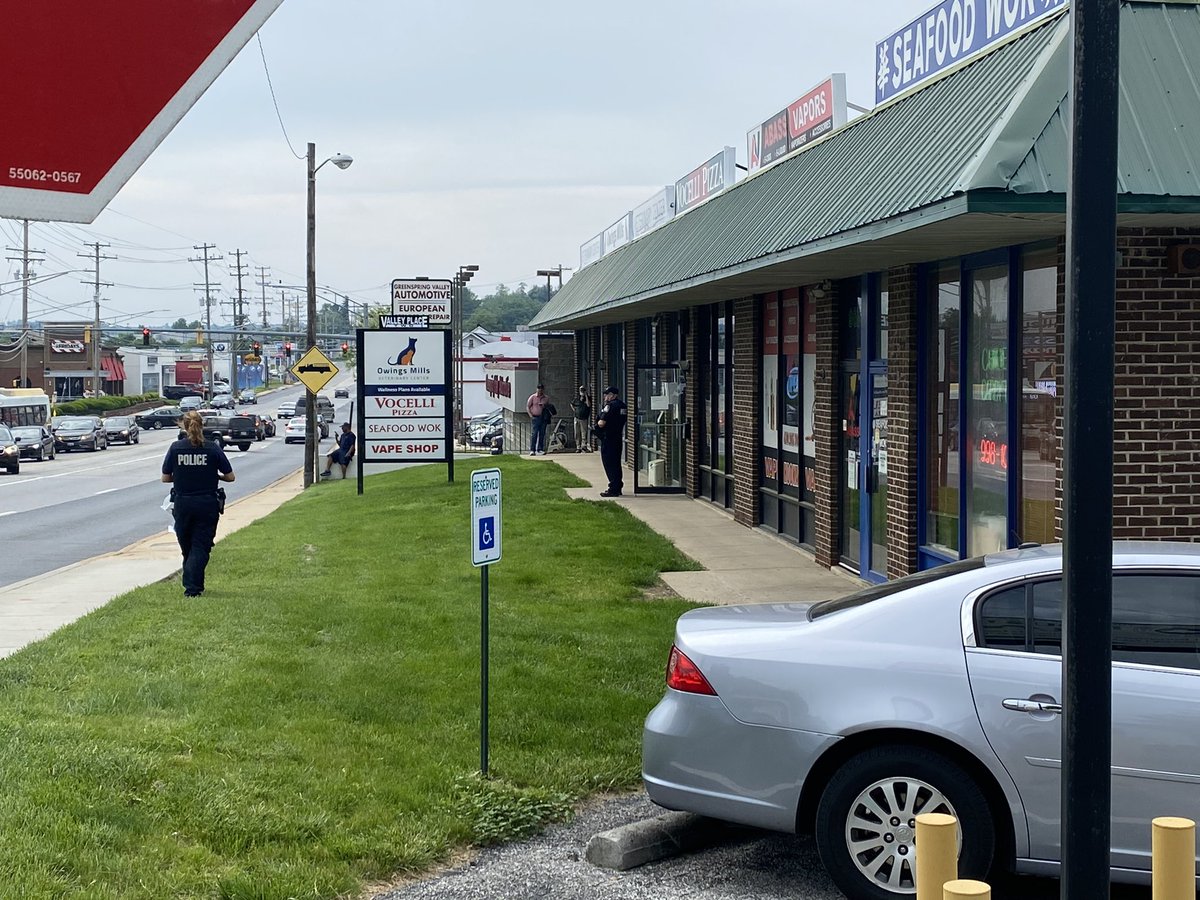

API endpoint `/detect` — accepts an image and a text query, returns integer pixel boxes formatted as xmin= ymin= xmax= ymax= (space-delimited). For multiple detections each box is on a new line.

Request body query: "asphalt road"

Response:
xmin=0 ymin=383 xmax=353 ymax=588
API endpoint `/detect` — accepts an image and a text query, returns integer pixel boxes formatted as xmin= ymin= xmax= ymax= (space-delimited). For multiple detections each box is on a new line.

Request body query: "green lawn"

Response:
xmin=0 ymin=458 xmax=699 ymax=898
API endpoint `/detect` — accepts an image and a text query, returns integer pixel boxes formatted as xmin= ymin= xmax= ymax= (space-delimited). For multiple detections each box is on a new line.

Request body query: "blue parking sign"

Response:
xmin=478 ymin=516 xmax=495 ymax=551
xmin=470 ymin=469 xmax=502 ymax=566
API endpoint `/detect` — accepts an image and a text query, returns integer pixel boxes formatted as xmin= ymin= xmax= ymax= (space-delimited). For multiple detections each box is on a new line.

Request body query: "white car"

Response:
xmin=276 ymin=400 xmax=296 ymax=419
xmin=283 ymin=418 xmax=307 ymax=444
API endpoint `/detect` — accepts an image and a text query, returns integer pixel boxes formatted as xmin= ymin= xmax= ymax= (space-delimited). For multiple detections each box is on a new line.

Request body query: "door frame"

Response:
xmin=632 ymin=362 xmax=686 ymax=495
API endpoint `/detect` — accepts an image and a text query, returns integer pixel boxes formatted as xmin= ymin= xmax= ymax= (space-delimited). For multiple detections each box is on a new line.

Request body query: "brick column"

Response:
xmin=625 ymin=321 xmax=638 ymax=469
xmin=683 ymin=309 xmax=702 ymax=497
xmin=886 ymin=266 xmax=919 ymax=577
xmin=732 ymin=296 xmax=760 ymax=527
xmin=814 ymin=280 xmax=840 ymax=568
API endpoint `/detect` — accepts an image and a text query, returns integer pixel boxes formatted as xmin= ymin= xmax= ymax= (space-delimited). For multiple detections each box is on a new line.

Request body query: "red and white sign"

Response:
xmin=359 ymin=328 xmax=452 ymax=467
xmin=0 ymin=0 xmax=284 ymax=223
xmin=746 ymin=74 xmax=848 ymax=174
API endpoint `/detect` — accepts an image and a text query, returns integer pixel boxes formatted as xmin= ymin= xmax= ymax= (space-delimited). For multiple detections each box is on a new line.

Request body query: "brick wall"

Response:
xmin=625 ymin=322 xmax=637 ymax=469
xmin=1108 ymin=227 xmax=1200 ymax=540
xmin=814 ymin=281 xmax=840 ymax=568
xmin=538 ymin=334 xmax=574 ymax=419
xmin=886 ymin=266 xmax=919 ymax=576
xmin=732 ymin=297 xmax=760 ymax=527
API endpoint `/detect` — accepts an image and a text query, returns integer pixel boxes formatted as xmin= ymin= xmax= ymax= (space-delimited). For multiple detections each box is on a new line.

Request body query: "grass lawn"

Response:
xmin=0 ymin=458 xmax=699 ymax=899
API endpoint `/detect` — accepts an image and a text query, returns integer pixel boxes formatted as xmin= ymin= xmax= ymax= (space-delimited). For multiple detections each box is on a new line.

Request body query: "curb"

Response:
xmin=584 ymin=812 xmax=729 ymax=871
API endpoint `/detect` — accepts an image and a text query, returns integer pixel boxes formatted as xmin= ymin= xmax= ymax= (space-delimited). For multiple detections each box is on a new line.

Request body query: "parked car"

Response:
xmin=276 ymin=400 xmax=296 ymax=419
xmin=11 ymin=425 xmax=54 ymax=462
xmin=0 ymin=425 xmax=19 ymax=474
xmin=333 ymin=387 xmax=349 ymax=399
xmin=53 ymin=417 xmax=107 ymax=452
xmin=642 ymin=542 xmax=1200 ymax=900
xmin=162 ymin=384 xmax=204 ymax=401
xmin=135 ymin=407 xmax=182 ymax=430
xmin=178 ymin=396 xmax=203 ymax=412
xmin=103 ymin=415 xmax=140 ymax=445
xmin=238 ymin=389 xmax=257 ymax=405
xmin=210 ymin=393 xmax=235 ymax=410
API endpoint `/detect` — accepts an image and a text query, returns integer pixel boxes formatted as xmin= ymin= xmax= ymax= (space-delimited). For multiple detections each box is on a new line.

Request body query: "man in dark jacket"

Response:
xmin=594 ymin=385 xmax=627 ymax=497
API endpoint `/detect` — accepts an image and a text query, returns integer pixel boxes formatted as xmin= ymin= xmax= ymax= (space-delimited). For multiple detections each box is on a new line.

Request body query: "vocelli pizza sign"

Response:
xmin=357 ymin=328 xmax=453 ymax=468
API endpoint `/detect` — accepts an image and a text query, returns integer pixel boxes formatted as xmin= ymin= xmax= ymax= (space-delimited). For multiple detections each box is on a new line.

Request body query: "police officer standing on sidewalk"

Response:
xmin=595 ymin=385 xmax=627 ymax=497
xmin=161 ymin=411 xmax=236 ymax=597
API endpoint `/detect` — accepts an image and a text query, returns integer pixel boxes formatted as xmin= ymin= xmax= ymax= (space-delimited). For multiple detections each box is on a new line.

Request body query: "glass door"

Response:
xmin=840 ymin=369 xmax=862 ymax=570
xmin=634 ymin=364 xmax=686 ymax=494
xmin=867 ymin=370 xmax=889 ymax=579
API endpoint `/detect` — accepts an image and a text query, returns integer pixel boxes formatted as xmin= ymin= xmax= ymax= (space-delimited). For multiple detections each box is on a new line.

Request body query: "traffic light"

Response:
xmin=284 ymin=341 xmax=293 ymax=358
xmin=341 ymin=341 xmax=349 ymax=356
xmin=252 ymin=341 xmax=261 ymax=354
xmin=141 ymin=326 xmax=151 ymax=346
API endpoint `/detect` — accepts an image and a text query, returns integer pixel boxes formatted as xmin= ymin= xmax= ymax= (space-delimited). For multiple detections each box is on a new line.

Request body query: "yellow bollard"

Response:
xmin=917 ymin=812 xmax=959 ymax=900
xmin=943 ymin=879 xmax=991 ymax=900
xmin=1152 ymin=816 xmax=1196 ymax=900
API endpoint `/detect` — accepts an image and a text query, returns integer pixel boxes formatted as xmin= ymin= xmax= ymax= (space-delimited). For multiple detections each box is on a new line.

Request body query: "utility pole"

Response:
xmin=78 ymin=242 xmax=114 ymax=399
xmin=190 ymin=244 xmax=222 ymax=395
xmin=230 ymin=249 xmax=248 ymax=391
xmin=256 ymin=265 xmax=271 ymax=328
xmin=5 ymin=220 xmax=44 ymax=389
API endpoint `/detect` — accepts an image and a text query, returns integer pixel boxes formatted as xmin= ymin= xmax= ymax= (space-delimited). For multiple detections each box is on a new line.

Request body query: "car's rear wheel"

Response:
xmin=814 ymin=746 xmax=996 ymax=900
xmin=238 ymin=443 xmax=250 ymax=452
xmin=153 ymin=421 xmax=163 ymax=430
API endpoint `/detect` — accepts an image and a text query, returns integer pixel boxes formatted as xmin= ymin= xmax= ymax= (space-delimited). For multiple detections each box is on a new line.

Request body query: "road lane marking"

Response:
xmin=94 ymin=488 xmax=119 ymax=496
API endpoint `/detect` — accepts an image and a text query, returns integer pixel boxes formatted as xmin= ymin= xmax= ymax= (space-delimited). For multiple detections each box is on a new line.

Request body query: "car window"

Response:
xmin=809 ymin=556 xmax=986 ymax=619
xmin=977 ymin=574 xmax=1200 ymax=670
xmin=0 ymin=426 xmax=12 ymax=442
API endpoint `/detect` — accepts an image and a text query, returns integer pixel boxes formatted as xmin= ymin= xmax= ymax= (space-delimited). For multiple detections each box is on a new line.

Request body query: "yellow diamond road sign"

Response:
xmin=291 ymin=346 xmax=339 ymax=394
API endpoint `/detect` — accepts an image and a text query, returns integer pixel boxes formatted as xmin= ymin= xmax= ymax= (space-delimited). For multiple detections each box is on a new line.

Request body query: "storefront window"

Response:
xmin=966 ymin=264 xmax=1010 ymax=556
xmin=925 ymin=263 xmax=961 ymax=556
xmin=842 ymin=281 xmax=862 ymax=361
xmin=875 ymin=276 xmax=889 ymax=360
xmin=699 ymin=303 xmax=734 ymax=507
xmin=1021 ymin=246 xmax=1057 ymax=544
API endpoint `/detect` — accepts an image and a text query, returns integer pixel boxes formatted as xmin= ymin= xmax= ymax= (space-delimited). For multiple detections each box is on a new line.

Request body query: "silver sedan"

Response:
xmin=643 ymin=542 xmax=1200 ymax=900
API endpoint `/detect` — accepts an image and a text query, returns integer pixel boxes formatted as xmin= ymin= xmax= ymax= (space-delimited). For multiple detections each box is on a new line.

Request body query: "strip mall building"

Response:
xmin=530 ymin=1 xmax=1200 ymax=583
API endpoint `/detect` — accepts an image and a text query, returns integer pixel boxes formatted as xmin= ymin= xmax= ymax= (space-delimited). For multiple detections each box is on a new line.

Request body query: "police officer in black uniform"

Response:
xmin=595 ymin=385 xmax=627 ymax=497
xmin=161 ymin=410 xmax=235 ymax=597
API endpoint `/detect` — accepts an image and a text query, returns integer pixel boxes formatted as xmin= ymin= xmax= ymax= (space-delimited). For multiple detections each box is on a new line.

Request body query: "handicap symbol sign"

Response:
xmin=478 ymin=516 xmax=495 ymax=551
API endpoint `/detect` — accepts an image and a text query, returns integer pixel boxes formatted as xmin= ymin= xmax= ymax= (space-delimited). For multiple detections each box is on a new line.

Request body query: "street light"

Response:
xmin=305 ymin=142 xmax=353 ymax=488
xmin=455 ymin=264 xmax=479 ymax=444
xmin=536 ymin=266 xmax=564 ymax=305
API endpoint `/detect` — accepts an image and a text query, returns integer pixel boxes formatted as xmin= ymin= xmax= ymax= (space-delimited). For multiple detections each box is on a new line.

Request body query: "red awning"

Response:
xmin=101 ymin=357 xmax=127 ymax=381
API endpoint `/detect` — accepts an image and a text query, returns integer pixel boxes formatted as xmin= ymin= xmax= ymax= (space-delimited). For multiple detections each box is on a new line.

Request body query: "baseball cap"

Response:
xmin=604 ymin=385 xmax=619 ymax=395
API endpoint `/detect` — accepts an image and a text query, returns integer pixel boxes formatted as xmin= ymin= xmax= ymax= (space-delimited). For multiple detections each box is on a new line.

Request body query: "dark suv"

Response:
xmin=212 ymin=415 xmax=258 ymax=452
xmin=178 ymin=415 xmax=257 ymax=452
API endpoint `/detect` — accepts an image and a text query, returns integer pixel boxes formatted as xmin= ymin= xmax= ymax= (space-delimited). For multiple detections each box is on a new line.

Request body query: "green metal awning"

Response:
xmin=533 ymin=2 xmax=1200 ymax=330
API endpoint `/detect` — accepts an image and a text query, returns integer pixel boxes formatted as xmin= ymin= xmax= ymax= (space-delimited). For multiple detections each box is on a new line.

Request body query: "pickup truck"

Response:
xmin=178 ymin=415 xmax=258 ymax=452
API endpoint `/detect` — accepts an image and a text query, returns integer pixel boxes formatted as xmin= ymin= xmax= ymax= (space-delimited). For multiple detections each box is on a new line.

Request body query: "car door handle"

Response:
xmin=1002 ymin=698 xmax=1063 ymax=714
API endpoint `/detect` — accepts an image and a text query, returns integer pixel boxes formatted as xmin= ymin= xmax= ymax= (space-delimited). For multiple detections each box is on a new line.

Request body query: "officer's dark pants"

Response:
xmin=173 ymin=495 xmax=221 ymax=594
xmin=600 ymin=437 xmax=623 ymax=494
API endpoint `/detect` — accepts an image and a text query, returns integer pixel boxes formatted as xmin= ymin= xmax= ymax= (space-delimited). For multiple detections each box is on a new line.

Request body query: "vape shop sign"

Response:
xmin=357 ymin=328 xmax=452 ymax=466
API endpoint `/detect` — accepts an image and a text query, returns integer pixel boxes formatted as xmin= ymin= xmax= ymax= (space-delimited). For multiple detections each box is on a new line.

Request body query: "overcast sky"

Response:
xmin=2 ymin=0 xmax=941 ymax=332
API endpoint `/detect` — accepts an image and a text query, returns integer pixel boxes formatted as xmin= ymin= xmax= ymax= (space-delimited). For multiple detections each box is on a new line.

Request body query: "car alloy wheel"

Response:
xmin=814 ymin=746 xmax=996 ymax=900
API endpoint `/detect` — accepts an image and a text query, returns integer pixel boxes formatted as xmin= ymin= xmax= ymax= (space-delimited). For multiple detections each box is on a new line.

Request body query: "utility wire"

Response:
xmin=258 ymin=34 xmax=305 ymax=161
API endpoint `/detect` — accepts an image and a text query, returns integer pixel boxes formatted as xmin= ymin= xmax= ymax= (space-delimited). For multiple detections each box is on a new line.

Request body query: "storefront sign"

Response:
xmin=380 ymin=314 xmax=429 ymax=329
xmin=50 ymin=339 xmax=85 ymax=354
xmin=603 ymin=213 xmax=632 ymax=255
xmin=391 ymin=279 xmax=454 ymax=325
xmin=631 ymin=187 xmax=675 ymax=239
xmin=359 ymin=329 xmax=451 ymax=465
xmin=674 ymin=147 xmax=737 ymax=215
xmin=875 ymin=0 xmax=1067 ymax=105
xmin=579 ymin=233 xmax=604 ymax=270
xmin=747 ymin=76 xmax=848 ymax=174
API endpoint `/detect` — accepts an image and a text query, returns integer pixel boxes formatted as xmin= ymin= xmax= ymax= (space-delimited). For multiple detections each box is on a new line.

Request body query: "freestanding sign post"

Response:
xmin=354 ymin=327 xmax=454 ymax=495
xmin=471 ymin=468 xmax=502 ymax=776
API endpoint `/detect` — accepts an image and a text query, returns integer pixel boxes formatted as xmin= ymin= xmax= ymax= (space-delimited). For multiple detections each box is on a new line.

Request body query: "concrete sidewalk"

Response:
xmin=0 ymin=450 xmax=859 ymax=660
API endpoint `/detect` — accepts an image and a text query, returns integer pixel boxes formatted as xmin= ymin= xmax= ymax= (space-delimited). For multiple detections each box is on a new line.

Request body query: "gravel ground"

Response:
xmin=367 ymin=791 xmax=1156 ymax=900
xmin=369 ymin=792 xmax=847 ymax=900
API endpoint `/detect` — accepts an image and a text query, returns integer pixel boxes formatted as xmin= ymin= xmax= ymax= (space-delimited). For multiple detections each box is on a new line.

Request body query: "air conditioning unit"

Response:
xmin=1166 ymin=244 xmax=1200 ymax=276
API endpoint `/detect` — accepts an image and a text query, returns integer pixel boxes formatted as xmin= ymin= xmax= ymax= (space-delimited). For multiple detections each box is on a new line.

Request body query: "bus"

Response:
xmin=0 ymin=388 xmax=52 ymax=428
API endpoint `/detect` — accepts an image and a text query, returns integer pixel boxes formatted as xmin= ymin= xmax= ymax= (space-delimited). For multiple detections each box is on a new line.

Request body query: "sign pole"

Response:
xmin=470 ymin=467 xmax=502 ymax=778
xmin=481 ymin=562 xmax=489 ymax=777
xmin=356 ymin=329 xmax=364 ymax=495
xmin=445 ymin=329 xmax=454 ymax=483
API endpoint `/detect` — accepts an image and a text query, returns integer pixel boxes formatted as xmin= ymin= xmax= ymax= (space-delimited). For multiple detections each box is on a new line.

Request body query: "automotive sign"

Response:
xmin=391 ymin=279 xmax=454 ymax=325
xmin=358 ymin=328 xmax=451 ymax=465
xmin=874 ymin=0 xmax=1067 ymax=105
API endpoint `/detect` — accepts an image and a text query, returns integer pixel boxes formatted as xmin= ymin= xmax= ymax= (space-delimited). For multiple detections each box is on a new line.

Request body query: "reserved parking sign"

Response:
xmin=471 ymin=468 xmax=501 ymax=567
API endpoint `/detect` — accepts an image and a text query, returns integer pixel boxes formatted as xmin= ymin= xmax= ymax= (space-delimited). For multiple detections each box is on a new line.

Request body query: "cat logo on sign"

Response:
xmin=290 ymin=346 xmax=339 ymax=394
